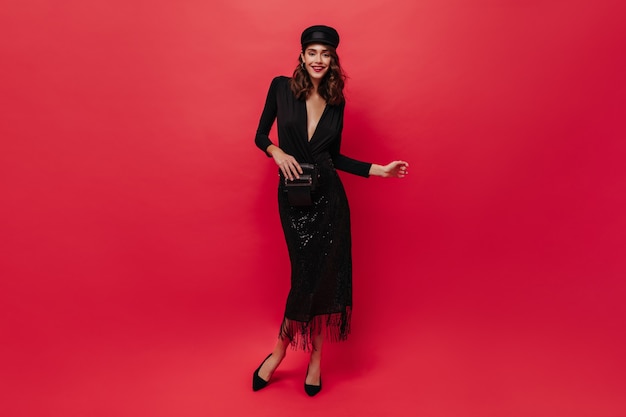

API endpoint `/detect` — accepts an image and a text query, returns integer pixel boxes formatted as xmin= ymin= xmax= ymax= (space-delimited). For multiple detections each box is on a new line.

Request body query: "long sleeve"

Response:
xmin=329 ymin=103 xmax=372 ymax=177
xmin=254 ymin=77 xmax=281 ymax=157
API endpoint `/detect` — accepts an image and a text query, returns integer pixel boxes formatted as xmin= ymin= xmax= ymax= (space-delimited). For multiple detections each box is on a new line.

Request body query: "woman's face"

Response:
xmin=301 ymin=44 xmax=332 ymax=81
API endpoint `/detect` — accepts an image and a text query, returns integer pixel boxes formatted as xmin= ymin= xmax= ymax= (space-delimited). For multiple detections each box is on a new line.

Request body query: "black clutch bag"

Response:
xmin=284 ymin=163 xmax=320 ymax=207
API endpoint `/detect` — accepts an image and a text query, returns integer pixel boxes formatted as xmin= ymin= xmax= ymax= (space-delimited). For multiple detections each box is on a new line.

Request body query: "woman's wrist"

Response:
xmin=266 ymin=144 xmax=279 ymax=156
xmin=368 ymin=164 xmax=383 ymax=177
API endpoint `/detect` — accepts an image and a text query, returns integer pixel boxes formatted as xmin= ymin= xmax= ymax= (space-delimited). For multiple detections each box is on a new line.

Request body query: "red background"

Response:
xmin=1 ymin=1 xmax=625 ymax=416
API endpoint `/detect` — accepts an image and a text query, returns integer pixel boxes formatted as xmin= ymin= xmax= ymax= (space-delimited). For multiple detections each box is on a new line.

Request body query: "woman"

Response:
xmin=253 ymin=25 xmax=408 ymax=396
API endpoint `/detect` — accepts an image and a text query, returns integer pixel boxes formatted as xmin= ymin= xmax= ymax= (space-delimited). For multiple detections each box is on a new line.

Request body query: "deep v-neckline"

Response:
xmin=305 ymin=100 xmax=327 ymax=142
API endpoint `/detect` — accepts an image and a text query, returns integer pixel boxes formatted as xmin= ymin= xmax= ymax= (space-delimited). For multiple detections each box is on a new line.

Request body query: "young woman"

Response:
xmin=253 ymin=25 xmax=408 ymax=396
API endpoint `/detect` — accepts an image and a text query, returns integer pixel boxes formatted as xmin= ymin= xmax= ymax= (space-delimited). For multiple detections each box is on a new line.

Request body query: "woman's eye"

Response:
xmin=323 ymin=53 xmax=330 ymax=58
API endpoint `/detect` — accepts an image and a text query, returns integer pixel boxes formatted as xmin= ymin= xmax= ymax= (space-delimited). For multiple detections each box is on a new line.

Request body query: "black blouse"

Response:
xmin=255 ymin=76 xmax=371 ymax=177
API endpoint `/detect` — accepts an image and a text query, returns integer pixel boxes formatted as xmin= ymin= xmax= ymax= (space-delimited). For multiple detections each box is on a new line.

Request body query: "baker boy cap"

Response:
xmin=301 ymin=25 xmax=340 ymax=49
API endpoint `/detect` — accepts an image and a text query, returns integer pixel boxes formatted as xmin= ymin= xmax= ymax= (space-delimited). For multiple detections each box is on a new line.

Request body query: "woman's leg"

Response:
xmin=257 ymin=320 xmax=292 ymax=381
xmin=305 ymin=332 xmax=323 ymax=386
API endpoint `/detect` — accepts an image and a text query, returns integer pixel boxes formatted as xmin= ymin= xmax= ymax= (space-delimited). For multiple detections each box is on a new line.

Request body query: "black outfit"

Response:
xmin=255 ymin=76 xmax=371 ymax=350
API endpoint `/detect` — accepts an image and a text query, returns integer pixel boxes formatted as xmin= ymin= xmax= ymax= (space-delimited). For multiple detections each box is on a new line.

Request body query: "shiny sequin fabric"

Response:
xmin=277 ymin=159 xmax=354 ymax=350
xmin=255 ymin=76 xmax=372 ymax=350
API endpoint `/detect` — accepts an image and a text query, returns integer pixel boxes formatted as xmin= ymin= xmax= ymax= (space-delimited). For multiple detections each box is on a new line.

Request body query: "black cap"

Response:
xmin=301 ymin=25 xmax=340 ymax=49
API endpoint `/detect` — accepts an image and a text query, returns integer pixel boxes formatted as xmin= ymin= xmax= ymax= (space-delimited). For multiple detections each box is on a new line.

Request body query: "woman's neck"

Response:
xmin=310 ymin=78 xmax=320 ymax=92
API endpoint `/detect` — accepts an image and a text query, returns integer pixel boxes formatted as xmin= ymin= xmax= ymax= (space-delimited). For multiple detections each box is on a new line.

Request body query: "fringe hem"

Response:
xmin=278 ymin=307 xmax=352 ymax=351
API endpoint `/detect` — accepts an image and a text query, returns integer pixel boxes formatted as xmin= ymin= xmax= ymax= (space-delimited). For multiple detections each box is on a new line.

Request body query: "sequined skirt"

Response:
xmin=277 ymin=157 xmax=352 ymax=350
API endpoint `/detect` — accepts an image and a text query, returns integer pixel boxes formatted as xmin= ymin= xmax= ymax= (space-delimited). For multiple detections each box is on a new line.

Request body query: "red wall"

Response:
xmin=1 ymin=1 xmax=625 ymax=415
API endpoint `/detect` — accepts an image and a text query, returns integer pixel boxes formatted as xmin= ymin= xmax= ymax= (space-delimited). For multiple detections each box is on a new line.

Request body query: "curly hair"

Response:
xmin=289 ymin=46 xmax=346 ymax=106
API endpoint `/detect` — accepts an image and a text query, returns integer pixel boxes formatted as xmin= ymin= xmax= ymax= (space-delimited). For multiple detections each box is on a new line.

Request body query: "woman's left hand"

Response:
xmin=370 ymin=161 xmax=409 ymax=178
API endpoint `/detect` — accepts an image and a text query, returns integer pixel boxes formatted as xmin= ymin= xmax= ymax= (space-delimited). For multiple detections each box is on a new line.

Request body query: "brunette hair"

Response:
xmin=289 ymin=46 xmax=346 ymax=106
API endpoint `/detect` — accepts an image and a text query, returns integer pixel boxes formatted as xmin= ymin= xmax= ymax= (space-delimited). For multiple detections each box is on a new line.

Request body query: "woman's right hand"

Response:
xmin=267 ymin=145 xmax=302 ymax=180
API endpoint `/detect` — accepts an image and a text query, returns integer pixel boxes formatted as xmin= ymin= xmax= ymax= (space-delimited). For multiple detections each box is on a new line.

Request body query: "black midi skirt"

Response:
xmin=277 ymin=157 xmax=352 ymax=351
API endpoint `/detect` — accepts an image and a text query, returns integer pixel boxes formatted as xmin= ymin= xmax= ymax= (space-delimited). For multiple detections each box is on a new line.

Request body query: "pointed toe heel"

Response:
xmin=252 ymin=354 xmax=273 ymax=392
xmin=304 ymin=379 xmax=322 ymax=396
xmin=304 ymin=366 xmax=322 ymax=397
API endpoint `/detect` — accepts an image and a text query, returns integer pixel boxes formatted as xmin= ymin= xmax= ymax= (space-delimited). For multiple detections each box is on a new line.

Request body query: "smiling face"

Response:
xmin=301 ymin=43 xmax=332 ymax=82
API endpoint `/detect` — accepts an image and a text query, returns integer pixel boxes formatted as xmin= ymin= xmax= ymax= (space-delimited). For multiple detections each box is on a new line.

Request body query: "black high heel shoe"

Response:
xmin=304 ymin=365 xmax=322 ymax=397
xmin=252 ymin=354 xmax=273 ymax=391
